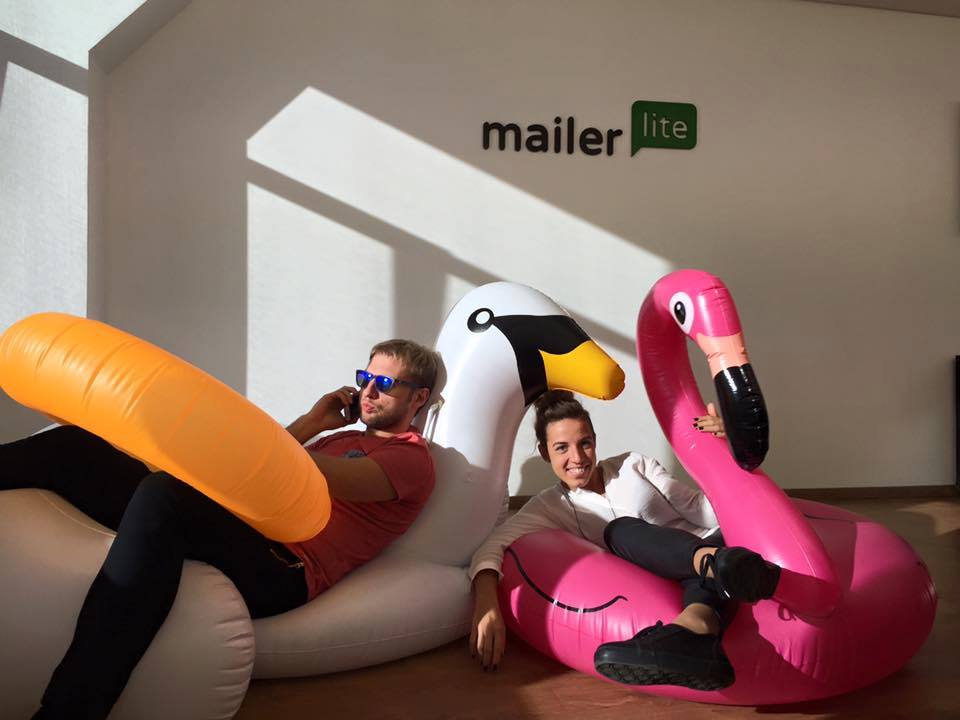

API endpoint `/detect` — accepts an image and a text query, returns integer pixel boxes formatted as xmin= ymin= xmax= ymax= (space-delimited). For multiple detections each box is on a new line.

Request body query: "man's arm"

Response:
xmin=286 ymin=386 xmax=398 ymax=502
xmin=286 ymin=414 xmax=323 ymax=445
xmin=305 ymin=451 xmax=398 ymax=502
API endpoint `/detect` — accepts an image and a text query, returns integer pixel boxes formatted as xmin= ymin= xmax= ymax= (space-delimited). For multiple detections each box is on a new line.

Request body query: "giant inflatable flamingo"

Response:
xmin=499 ymin=270 xmax=937 ymax=704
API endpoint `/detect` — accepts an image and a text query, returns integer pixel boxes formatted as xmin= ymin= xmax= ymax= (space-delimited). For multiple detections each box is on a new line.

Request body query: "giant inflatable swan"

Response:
xmin=252 ymin=282 xmax=624 ymax=677
xmin=499 ymin=270 xmax=936 ymax=704
xmin=0 ymin=282 xmax=624 ymax=718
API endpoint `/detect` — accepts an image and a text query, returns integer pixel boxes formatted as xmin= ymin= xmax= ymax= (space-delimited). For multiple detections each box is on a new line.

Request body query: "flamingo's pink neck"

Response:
xmin=637 ymin=285 xmax=839 ymax=616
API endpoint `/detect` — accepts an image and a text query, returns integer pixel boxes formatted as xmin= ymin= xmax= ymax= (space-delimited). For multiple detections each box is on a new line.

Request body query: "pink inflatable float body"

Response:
xmin=499 ymin=270 xmax=936 ymax=704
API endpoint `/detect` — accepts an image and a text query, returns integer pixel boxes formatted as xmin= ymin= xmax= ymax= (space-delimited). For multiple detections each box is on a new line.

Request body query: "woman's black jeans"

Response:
xmin=0 ymin=426 xmax=308 ymax=720
xmin=603 ymin=515 xmax=726 ymax=612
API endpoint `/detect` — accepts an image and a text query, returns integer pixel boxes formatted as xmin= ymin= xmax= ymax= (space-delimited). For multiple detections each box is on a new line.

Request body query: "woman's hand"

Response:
xmin=470 ymin=570 xmax=506 ymax=670
xmin=470 ymin=597 xmax=506 ymax=670
xmin=694 ymin=402 xmax=725 ymax=438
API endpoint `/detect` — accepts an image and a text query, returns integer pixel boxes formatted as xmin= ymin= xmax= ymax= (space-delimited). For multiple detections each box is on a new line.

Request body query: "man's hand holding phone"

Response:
xmin=287 ymin=386 xmax=360 ymax=444
xmin=308 ymin=387 xmax=360 ymax=429
xmin=342 ymin=391 xmax=361 ymax=424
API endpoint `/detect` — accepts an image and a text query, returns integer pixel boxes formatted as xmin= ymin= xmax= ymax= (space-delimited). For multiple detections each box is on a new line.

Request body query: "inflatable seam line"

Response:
xmin=31 ymin=318 xmax=79 ymax=382
xmin=36 ymin=491 xmax=116 ymax=537
xmin=80 ymin=339 xmax=138 ymax=410
xmin=122 ymin=359 xmax=169 ymax=418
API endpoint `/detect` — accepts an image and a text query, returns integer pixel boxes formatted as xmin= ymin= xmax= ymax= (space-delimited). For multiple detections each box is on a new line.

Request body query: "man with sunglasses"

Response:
xmin=282 ymin=340 xmax=440 ymax=602
xmin=3 ymin=339 xmax=440 ymax=720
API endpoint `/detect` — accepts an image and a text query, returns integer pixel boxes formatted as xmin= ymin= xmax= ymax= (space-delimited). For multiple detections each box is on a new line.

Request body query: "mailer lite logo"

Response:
xmin=482 ymin=101 xmax=697 ymax=157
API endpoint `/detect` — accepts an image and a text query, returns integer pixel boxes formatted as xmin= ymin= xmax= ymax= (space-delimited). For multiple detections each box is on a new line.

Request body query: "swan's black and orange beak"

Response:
xmin=489 ymin=314 xmax=624 ymax=405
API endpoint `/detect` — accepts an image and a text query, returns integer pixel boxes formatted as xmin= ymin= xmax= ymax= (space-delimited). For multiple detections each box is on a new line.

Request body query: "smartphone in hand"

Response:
xmin=342 ymin=393 xmax=361 ymax=424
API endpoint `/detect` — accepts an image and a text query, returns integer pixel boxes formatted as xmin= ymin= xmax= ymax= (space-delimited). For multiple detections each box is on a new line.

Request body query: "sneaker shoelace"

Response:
xmin=698 ymin=552 xmax=732 ymax=599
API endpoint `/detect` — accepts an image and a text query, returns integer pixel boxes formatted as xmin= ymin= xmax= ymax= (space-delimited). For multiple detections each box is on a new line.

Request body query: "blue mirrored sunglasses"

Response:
xmin=355 ymin=369 xmax=421 ymax=395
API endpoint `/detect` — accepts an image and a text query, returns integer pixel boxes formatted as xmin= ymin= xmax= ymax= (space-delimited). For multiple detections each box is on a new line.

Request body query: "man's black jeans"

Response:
xmin=1 ymin=426 xmax=307 ymax=720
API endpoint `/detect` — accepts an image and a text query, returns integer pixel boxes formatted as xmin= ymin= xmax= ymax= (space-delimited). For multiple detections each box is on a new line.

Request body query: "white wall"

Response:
xmin=0 ymin=0 xmax=148 ymax=439
xmin=19 ymin=0 xmax=960 ymax=492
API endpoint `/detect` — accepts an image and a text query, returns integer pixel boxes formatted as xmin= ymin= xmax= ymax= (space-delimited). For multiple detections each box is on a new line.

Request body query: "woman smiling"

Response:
xmin=468 ymin=390 xmax=780 ymax=690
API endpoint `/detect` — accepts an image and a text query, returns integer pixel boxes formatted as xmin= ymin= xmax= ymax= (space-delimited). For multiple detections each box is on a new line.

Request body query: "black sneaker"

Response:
xmin=593 ymin=621 xmax=735 ymax=691
xmin=700 ymin=546 xmax=780 ymax=603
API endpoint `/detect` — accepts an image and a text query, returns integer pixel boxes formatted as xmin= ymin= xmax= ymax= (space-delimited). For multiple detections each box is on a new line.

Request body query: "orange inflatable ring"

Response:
xmin=0 ymin=313 xmax=330 ymax=542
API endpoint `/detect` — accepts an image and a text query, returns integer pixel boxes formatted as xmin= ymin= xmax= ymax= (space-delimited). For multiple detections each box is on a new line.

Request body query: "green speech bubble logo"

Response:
xmin=631 ymin=101 xmax=697 ymax=155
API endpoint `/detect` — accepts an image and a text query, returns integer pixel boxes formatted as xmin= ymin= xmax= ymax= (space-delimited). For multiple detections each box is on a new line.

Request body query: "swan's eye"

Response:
xmin=468 ymin=308 xmax=495 ymax=333
xmin=668 ymin=292 xmax=694 ymax=334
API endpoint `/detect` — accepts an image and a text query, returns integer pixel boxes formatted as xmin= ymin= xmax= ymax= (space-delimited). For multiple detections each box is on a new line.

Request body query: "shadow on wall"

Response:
xmin=0 ymin=32 xmax=89 ymax=442
xmin=0 ymin=394 xmax=50 ymax=443
xmin=0 ymin=30 xmax=87 ymax=100
xmin=517 ymin=455 xmax=556 ymax=499
xmin=242 ymin=87 xmax=667 ymax=436
xmin=245 ymin=159 xmax=636 ymax=360
xmin=242 ymin=87 xmax=669 ymax=355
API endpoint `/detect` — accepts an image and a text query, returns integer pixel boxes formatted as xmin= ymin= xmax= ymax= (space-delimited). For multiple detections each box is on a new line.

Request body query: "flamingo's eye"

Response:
xmin=668 ymin=292 xmax=694 ymax=334
xmin=468 ymin=308 xmax=494 ymax=333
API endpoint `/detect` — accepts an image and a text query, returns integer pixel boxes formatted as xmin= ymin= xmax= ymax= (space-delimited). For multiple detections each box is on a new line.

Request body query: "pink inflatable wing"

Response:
xmin=500 ymin=270 xmax=936 ymax=704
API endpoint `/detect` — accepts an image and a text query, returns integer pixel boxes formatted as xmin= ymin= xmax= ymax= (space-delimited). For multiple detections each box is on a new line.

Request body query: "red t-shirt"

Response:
xmin=284 ymin=429 xmax=434 ymax=600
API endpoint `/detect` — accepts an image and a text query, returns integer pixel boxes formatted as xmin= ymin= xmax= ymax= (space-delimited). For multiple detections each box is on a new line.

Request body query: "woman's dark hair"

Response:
xmin=533 ymin=390 xmax=595 ymax=448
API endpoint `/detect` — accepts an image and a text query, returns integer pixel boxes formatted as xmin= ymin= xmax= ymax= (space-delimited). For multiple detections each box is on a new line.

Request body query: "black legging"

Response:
xmin=0 ymin=426 xmax=307 ymax=720
xmin=603 ymin=516 xmax=726 ymax=612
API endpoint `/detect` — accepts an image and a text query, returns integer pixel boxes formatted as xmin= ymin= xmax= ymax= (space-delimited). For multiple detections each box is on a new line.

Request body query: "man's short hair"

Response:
xmin=369 ymin=339 xmax=441 ymax=390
